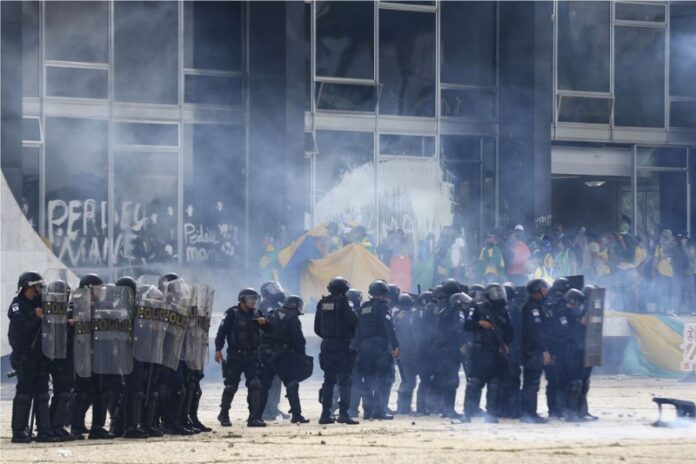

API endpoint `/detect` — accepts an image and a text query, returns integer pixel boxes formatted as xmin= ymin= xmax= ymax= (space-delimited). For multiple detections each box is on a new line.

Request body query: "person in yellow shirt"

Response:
xmin=653 ymin=229 xmax=675 ymax=314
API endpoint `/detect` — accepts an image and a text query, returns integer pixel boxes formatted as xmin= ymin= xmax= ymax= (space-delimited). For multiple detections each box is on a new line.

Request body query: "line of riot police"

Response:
xmin=7 ymin=269 xmax=215 ymax=443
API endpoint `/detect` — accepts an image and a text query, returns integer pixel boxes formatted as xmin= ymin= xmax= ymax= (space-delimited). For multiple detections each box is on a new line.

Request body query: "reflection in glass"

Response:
xmin=615 ymin=26 xmax=665 ymax=127
xmin=46 ymin=67 xmax=108 ymax=99
xmin=637 ymin=170 xmax=687 ymax=240
xmin=45 ymin=1 xmax=108 ymax=63
xmin=184 ymin=1 xmax=242 ymax=71
xmin=115 ymin=1 xmax=178 ymax=104
xmin=670 ymin=100 xmax=696 ymax=129
xmin=557 ymin=1 xmax=610 ymax=92
xmin=114 ymin=152 xmax=179 ymax=267
xmin=22 ymin=118 xmax=41 ymax=143
xmin=379 ymin=10 xmax=435 ymax=116
xmin=441 ymin=1 xmax=495 ymax=86
xmin=637 ymin=147 xmax=687 ymax=169
xmin=115 ymin=122 xmax=179 ymax=147
xmin=380 ymin=135 xmax=434 ymax=157
xmin=22 ymin=2 xmax=40 ymax=97
xmin=615 ymin=3 xmax=665 ymax=22
xmin=316 ymin=82 xmax=378 ymax=112
xmin=184 ymin=75 xmax=244 ymax=106
xmin=670 ymin=3 xmax=696 ymax=98
xmin=557 ymin=96 xmax=612 ymax=124
xmin=441 ymin=88 xmax=495 ymax=120
xmin=316 ymin=1 xmax=374 ymax=79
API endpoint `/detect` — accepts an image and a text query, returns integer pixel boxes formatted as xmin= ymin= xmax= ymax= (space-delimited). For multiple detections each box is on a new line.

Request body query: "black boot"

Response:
xmin=71 ymin=391 xmax=91 ymax=436
xmin=286 ymin=382 xmax=309 ymax=424
xmin=50 ymin=392 xmax=75 ymax=440
xmin=143 ymin=392 xmax=163 ymax=437
xmin=247 ymin=386 xmax=266 ymax=427
xmin=123 ymin=393 xmax=148 ymax=439
xmin=108 ymin=393 xmax=126 ymax=438
xmin=170 ymin=387 xmax=194 ymax=435
xmin=35 ymin=393 xmax=64 ymax=442
xmin=190 ymin=386 xmax=212 ymax=432
xmin=217 ymin=386 xmax=235 ymax=427
xmin=11 ymin=393 xmax=33 ymax=443
xmin=88 ymin=392 xmax=114 ymax=439
xmin=397 ymin=391 xmax=413 ymax=415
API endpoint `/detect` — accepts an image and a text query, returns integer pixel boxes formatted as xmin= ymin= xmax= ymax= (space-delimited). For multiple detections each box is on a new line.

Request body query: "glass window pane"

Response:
xmin=22 ymin=117 xmax=41 ymax=143
xmin=670 ymin=100 xmax=696 ymax=129
xmin=115 ymin=1 xmax=179 ymax=104
xmin=46 ymin=67 xmax=108 ymax=99
xmin=22 ymin=1 xmax=40 ymax=97
xmin=441 ymin=88 xmax=495 ymax=120
xmin=670 ymin=3 xmax=696 ymax=97
xmin=637 ymin=147 xmax=687 ymax=168
xmin=184 ymin=1 xmax=242 ymax=71
xmin=316 ymin=82 xmax=378 ymax=112
xmin=305 ymin=2 xmax=311 ymax=110
xmin=115 ymin=122 xmax=179 ymax=147
xmin=315 ymin=1 xmax=374 ymax=79
xmin=45 ymin=1 xmax=109 ymax=63
xmin=615 ymin=26 xmax=665 ymax=127
xmin=185 ymin=124 xmax=245 ymax=267
xmin=558 ymin=1 xmax=610 ymax=92
xmin=441 ymin=1 xmax=495 ymax=86
xmin=114 ymin=151 xmax=179 ymax=267
xmin=637 ymin=170 xmax=687 ymax=240
xmin=558 ymin=96 xmax=612 ymax=124
xmin=380 ymin=134 xmax=434 ymax=157
xmin=615 ymin=2 xmax=665 ymax=22
xmin=45 ymin=118 xmax=109 ymax=267
xmin=20 ymin=147 xmax=40 ymax=232
xmin=379 ymin=10 xmax=435 ymax=116
xmin=184 ymin=75 xmax=244 ymax=105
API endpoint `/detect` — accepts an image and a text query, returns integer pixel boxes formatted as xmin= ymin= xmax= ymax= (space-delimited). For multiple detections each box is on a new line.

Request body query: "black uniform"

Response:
xmin=8 ymin=293 xmax=56 ymax=442
xmin=259 ymin=306 xmax=308 ymax=420
xmin=215 ymin=306 xmax=269 ymax=423
xmin=354 ymin=298 xmax=399 ymax=419
xmin=543 ymin=290 xmax=566 ymax=418
xmin=556 ymin=304 xmax=586 ymax=420
xmin=393 ymin=308 xmax=418 ymax=414
xmin=414 ymin=302 xmax=437 ymax=415
xmin=463 ymin=302 xmax=513 ymax=420
xmin=498 ymin=297 xmax=522 ymax=418
xmin=430 ymin=302 xmax=465 ymax=417
xmin=258 ymin=298 xmax=284 ymax=420
xmin=314 ymin=294 xmax=358 ymax=420
xmin=520 ymin=296 xmax=547 ymax=419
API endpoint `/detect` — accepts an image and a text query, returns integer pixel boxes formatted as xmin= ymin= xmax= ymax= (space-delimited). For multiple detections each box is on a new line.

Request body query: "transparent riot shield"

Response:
xmin=41 ymin=268 xmax=70 ymax=359
xmin=72 ymin=288 xmax=92 ymax=378
xmin=134 ymin=278 xmax=165 ymax=365
xmin=180 ymin=285 xmax=198 ymax=365
xmin=92 ymin=284 xmax=134 ymax=375
xmin=584 ymin=287 xmax=606 ymax=367
xmin=160 ymin=278 xmax=192 ymax=370
xmin=185 ymin=285 xmax=214 ymax=371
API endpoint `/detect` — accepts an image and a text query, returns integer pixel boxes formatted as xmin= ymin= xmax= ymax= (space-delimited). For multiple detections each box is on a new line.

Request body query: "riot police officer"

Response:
xmin=345 ymin=288 xmax=364 ymax=418
xmin=355 ymin=280 xmax=400 ymax=420
xmin=258 ymin=281 xmax=287 ymax=421
xmin=544 ymin=277 xmax=571 ymax=419
xmin=579 ymin=286 xmax=599 ymax=421
xmin=8 ymin=271 xmax=63 ymax=443
xmin=463 ymin=284 xmax=513 ymax=423
xmin=314 ymin=277 xmax=359 ymax=425
xmin=498 ymin=283 xmax=522 ymax=419
xmin=214 ymin=288 xmax=268 ymax=428
xmin=559 ymin=289 xmax=587 ymax=422
xmin=394 ymin=294 xmax=418 ymax=415
xmin=520 ymin=279 xmax=550 ymax=423
xmin=259 ymin=296 xmax=312 ymax=424
xmin=414 ymin=291 xmax=436 ymax=416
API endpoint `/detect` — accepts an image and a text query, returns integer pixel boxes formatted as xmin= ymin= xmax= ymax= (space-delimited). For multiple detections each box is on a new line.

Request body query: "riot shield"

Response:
xmin=133 ymin=281 xmax=165 ymax=365
xmin=584 ymin=287 xmax=606 ymax=367
xmin=92 ymin=284 xmax=134 ymax=375
xmin=72 ymin=288 xmax=92 ymax=378
xmin=160 ymin=279 xmax=192 ymax=370
xmin=185 ymin=285 xmax=214 ymax=371
xmin=180 ymin=285 xmax=198 ymax=365
xmin=566 ymin=275 xmax=585 ymax=291
xmin=41 ymin=269 xmax=70 ymax=359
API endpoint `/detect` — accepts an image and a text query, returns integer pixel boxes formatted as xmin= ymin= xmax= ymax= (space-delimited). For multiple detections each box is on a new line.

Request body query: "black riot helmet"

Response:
xmin=47 ymin=279 xmax=68 ymax=294
xmin=551 ymin=277 xmax=571 ymax=294
xmin=526 ymin=279 xmax=549 ymax=296
xmin=397 ymin=294 xmax=415 ymax=311
xmin=387 ymin=284 xmax=401 ymax=302
xmin=115 ymin=276 xmax=138 ymax=294
xmin=79 ymin=273 xmax=103 ymax=289
xmin=468 ymin=284 xmax=486 ymax=303
xmin=582 ymin=285 xmax=595 ymax=299
xmin=346 ymin=288 xmax=363 ymax=308
xmin=327 ymin=276 xmax=350 ymax=296
xmin=431 ymin=285 xmax=445 ymax=303
xmin=449 ymin=292 xmax=472 ymax=308
xmin=283 ymin=295 xmax=304 ymax=314
xmin=441 ymin=278 xmax=461 ymax=297
xmin=17 ymin=271 xmax=44 ymax=292
xmin=260 ymin=281 xmax=285 ymax=300
xmin=564 ymin=288 xmax=585 ymax=307
xmin=485 ymin=284 xmax=507 ymax=303
xmin=417 ymin=291 xmax=433 ymax=308
xmin=158 ymin=273 xmax=179 ymax=292
xmin=368 ymin=280 xmax=389 ymax=298
xmin=503 ymin=283 xmax=517 ymax=302
xmin=238 ymin=288 xmax=259 ymax=309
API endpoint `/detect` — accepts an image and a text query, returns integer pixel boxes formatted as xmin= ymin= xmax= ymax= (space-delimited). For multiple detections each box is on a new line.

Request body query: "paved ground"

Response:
xmin=1 ymin=376 xmax=694 ymax=463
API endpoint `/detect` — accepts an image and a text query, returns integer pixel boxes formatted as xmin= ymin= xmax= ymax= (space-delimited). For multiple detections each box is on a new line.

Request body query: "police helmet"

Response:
xmin=260 ymin=281 xmax=284 ymax=299
xmin=417 ymin=291 xmax=433 ymax=308
xmin=441 ymin=278 xmax=461 ymax=297
xmin=449 ymin=292 xmax=473 ymax=307
xmin=551 ymin=277 xmax=571 ymax=294
xmin=368 ymin=280 xmax=389 ymax=297
xmin=468 ymin=284 xmax=486 ymax=303
xmin=79 ymin=273 xmax=103 ymax=289
xmin=397 ymin=294 xmax=415 ymax=311
xmin=388 ymin=284 xmax=401 ymax=301
xmin=283 ymin=295 xmax=304 ymax=314
xmin=327 ymin=277 xmax=350 ymax=296
xmin=47 ymin=279 xmax=68 ymax=295
xmin=503 ymin=283 xmax=517 ymax=302
xmin=346 ymin=288 xmax=363 ymax=308
xmin=17 ymin=271 xmax=44 ymax=292
xmin=526 ymin=279 xmax=549 ymax=296
xmin=485 ymin=284 xmax=507 ymax=303
xmin=564 ymin=288 xmax=585 ymax=305
xmin=115 ymin=276 xmax=138 ymax=294
xmin=158 ymin=273 xmax=179 ymax=291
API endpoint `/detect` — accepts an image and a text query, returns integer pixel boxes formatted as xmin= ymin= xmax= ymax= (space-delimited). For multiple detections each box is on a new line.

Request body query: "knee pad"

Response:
xmin=247 ymin=377 xmax=262 ymax=391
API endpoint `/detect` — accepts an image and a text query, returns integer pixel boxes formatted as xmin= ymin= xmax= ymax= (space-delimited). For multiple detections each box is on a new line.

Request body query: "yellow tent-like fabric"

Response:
xmin=301 ymin=243 xmax=390 ymax=301
xmin=278 ymin=224 xmax=327 ymax=268
xmin=608 ymin=311 xmax=684 ymax=373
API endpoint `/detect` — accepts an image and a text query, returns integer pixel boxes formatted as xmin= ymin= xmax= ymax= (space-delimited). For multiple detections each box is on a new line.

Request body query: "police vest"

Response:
xmin=227 ymin=307 xmax=260 ymax=350
xmin=357 ymin=299 xmax=387 ymax=339
xmin=318 ymin=295 xmax=353 ymax=339
xmin=262 ymin=307 xmax=296 ymax=347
